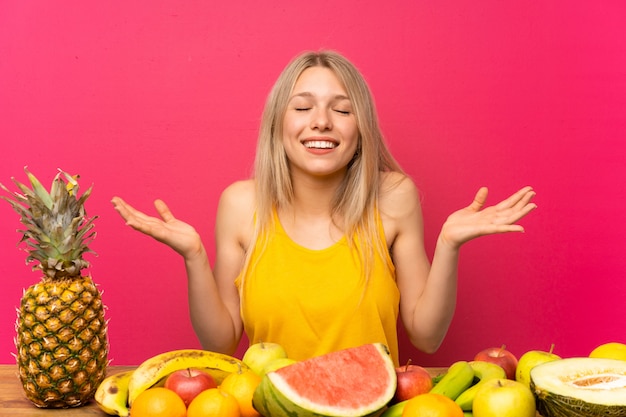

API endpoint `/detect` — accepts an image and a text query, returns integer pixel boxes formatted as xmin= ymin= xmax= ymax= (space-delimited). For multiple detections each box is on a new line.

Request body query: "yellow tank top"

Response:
xmin=235 ymin=211 xmax=400 ymax=365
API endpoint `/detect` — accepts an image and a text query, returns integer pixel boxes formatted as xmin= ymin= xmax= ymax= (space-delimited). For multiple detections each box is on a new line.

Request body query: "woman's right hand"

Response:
xmin=111 ymin=197 xmax=203 ymax=258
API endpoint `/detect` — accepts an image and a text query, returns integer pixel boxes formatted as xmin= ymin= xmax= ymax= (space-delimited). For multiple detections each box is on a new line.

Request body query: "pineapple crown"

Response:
xmin=1 ymin=167 xmax=97 ymax=280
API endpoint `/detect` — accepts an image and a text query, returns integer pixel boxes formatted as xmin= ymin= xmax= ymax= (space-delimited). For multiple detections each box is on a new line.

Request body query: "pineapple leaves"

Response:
xmin=25 ymin=166 xmax=54 ymax=210
xmin=57 ymin=168 xmax=80 ymax=196
xmin=1 ymin=167 xmax=97 ymax=279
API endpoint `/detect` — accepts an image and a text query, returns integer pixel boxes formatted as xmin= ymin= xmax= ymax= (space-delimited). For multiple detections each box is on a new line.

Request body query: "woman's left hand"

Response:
xmin=439 ymin=186 xmax=537 ymax=249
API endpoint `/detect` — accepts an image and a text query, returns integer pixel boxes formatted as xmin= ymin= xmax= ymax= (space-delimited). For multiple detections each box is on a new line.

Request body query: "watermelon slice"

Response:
xmin=252 ymin=343 xmax=396 ymax=417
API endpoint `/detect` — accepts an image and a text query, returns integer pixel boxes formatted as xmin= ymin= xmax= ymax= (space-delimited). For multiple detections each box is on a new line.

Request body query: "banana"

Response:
xmin=127 ymin=349 xmax=247 ymax=405
xmin=429 ymin=360 xmax=475 ymax=400
xmin=454 ymin=360 xmax=507 ymax=411
xmin=94 ymin=370 xmax=134 ymax=416
xmin=149 ymin=365 xmax=236 ymax=388
xmin=379 ymin=399 xmax=409 ymax=417
xmin=199 ymin=365 xmax=240 ymax=385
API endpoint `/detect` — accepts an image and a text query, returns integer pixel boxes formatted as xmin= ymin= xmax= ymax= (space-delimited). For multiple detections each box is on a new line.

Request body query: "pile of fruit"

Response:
xmin=95 ymin=342 xmax=288 ymax=417
xmin=96 ymin=342 xmax=395 ymax=417
xmin=94 ymin=341 xmax=626 ymax=417
xmin=386 ymin=342 xmax=626 ymax=417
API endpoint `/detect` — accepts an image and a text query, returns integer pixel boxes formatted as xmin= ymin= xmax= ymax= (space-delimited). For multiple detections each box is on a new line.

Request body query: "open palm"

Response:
xmin=440 ymin=186 xmax=537 ymax=249
xmin=111 ymin=197 xmax=202 ymax=257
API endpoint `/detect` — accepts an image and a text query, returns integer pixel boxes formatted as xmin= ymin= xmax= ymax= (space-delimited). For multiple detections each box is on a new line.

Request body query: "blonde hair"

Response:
xmin=245 ymin=50 xmax=404 ymax=284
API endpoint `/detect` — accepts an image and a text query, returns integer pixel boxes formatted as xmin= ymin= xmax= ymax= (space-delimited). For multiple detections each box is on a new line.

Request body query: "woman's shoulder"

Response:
xmin=218 ymin=179 xmax=256 ymax=216
xmin=222 ymin=179 xmax=255 ymax=197
xmin=216 ymin=179 xmax=256 ymax=247
xmin=379 ymin=171 xmax=420 ymax=209
xmin=378 ymin=172 xmax=421 ymax=229
xmin=378 ymin=171 xmax=422 ymax=241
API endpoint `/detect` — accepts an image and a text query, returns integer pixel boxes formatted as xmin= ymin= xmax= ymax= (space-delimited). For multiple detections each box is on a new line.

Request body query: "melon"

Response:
xmin=252 ymin=343 xmax=396 ymax=417
xmin=530 ymin=357 xmax=626 ymax=417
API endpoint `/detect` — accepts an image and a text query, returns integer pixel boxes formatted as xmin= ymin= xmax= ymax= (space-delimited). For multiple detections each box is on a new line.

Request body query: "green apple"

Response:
xmin=473 ymin=378 xmax=536 ymax=417
xmin=515 ymin=344 xmax=561 ymax=388
xmin=242 ymin=341 xmax=288 ymax=376
xmin=261 ymin=357 xmax=298 ymax=377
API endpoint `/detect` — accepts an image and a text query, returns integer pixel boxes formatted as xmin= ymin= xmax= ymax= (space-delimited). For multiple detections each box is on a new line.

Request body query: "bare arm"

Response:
xmin=383 ymin=177 xmax=537 ymax=353
xmin=110 ymin=182 xmax=253 ymax=354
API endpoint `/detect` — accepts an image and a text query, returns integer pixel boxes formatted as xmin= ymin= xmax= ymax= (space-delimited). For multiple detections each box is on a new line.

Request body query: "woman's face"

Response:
xmin=282 ymin=66 xmax=359 ymax=180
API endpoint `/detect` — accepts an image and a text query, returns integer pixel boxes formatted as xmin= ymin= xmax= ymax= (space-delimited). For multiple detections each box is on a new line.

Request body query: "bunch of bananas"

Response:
xmin=94 ymin=349 xmax=247 ymax=417
xmin=381 ymin=360 xmax=507 ymax=417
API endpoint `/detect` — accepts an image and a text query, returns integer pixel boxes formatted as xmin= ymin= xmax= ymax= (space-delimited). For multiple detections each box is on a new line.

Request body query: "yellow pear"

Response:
xmin=589 ymin=342 xmax=626 ymax=361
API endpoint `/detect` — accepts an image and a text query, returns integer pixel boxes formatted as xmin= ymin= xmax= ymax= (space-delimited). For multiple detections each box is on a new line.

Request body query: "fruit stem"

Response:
xmin=549 ymin=343 xmax=555 ymax=354
xmin=499 ymin=344 xmax=506 ymax=356
xmin=404 ymin=358 xmax=412 ymax=372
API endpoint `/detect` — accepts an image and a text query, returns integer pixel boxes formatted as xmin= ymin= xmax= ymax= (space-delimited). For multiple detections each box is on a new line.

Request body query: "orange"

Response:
xmin=402 ymin=393 xmax=464 ymax=417
xmin=219 ymin=368 xmax=262 ymax=417
xmin=187 ymin=388 xmax=240 ymax=417
xmin=130 ymin=387 xmax=186 ymax=417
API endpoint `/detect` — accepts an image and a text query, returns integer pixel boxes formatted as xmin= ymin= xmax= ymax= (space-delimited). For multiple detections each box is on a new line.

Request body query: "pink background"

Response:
xmin=1 ymin=1 xmax=625 ymax=366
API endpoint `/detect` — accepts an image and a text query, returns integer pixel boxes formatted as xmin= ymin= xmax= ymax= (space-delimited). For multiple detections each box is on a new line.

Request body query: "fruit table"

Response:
xmin=0 ymin=364 xmax=542 ymax=416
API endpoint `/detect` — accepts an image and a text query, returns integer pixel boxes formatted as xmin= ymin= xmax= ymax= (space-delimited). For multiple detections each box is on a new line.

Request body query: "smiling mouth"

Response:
xmin=303 ymin=140 xmax=337 ymax=149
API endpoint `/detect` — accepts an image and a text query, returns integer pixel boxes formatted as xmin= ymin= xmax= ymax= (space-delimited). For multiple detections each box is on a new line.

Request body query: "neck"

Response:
xmin=288 ymin=168 xmax=345 ymax=218
xmin=278 ymin=171 xmax=347 ymax=248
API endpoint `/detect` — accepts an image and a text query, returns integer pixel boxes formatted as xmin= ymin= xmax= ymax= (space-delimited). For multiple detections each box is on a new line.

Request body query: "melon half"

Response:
xmin=530 ymin=357 xmax=626 ymax=417
xmin=252 ymin=343 xmax=396 ymax=417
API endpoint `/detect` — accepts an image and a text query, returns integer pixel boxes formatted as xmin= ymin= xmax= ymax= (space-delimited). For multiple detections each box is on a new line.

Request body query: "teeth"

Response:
xmin=304 ymin=140 xmax=336 ymax=149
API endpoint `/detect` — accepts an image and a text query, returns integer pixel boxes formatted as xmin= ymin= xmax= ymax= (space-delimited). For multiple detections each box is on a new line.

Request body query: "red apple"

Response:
xmin=392 ymin=359 xmax=433 ymax=403
xmin=164 ymin=368 xmax=217 ymax=406
xmin=474 ymin=345 xmax=518 ymax=380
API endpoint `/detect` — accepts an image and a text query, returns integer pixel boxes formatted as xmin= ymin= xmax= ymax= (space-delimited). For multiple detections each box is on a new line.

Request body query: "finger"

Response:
xmin=112 ymin=198 xmax=159 ymax=230
xmin=491 ymin=201 xmax=536 ymax=228
xmin=496 ymin=186 xmax=532 ymax=210
xmin=502 ymin=189 xmax=537 ymax=220
xmin=492 ymin=224 xmax=526 ymax=234
xmin=111 ymin=196 xmax=134 ymax=221
xmin=154 ymin=199 xmax=175 ymax=223
xmin=495 ymin=186 xmax=534 ymax=210
xmin=512 ymin=189 xmax=536 ymax=212
xmin=121 ymin=202 xmax=152 ymax=223
xmin=507 ymin=201 xmax=537 ymax=224
xmin=468 ymin=187 xmax=489 ymax=211
xmin=460 ymin=222 xmax=525 ymax=242
xmin=111 ymin=196 xmax=127 ymax=211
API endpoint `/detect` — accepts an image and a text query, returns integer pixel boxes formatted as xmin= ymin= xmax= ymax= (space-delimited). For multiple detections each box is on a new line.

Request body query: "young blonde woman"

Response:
xmin=112 ymin=50 xmax=536 ymax=366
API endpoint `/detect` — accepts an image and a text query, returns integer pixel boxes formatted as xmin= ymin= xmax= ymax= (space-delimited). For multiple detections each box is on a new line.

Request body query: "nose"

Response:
xmin=311 ymin=108 xmax=332 ymax=131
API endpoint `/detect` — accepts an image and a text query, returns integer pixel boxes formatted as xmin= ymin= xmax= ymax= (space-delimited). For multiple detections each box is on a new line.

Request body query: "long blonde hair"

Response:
xmin=245 ymin=50 xmax=404 ymax=283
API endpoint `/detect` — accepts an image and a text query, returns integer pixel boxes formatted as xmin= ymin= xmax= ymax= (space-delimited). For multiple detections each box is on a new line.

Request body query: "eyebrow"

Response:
xmin=289 ymin=92 xmax=351 ymax=101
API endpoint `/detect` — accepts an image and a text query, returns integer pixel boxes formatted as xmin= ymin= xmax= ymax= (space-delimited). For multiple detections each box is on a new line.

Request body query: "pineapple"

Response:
xmin=1 ymin=167 xmax=108 ymax=408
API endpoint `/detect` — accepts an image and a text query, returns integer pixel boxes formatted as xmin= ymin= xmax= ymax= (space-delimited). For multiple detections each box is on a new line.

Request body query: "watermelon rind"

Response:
xmin=252 ymin=343 xmax=396 ymax=417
